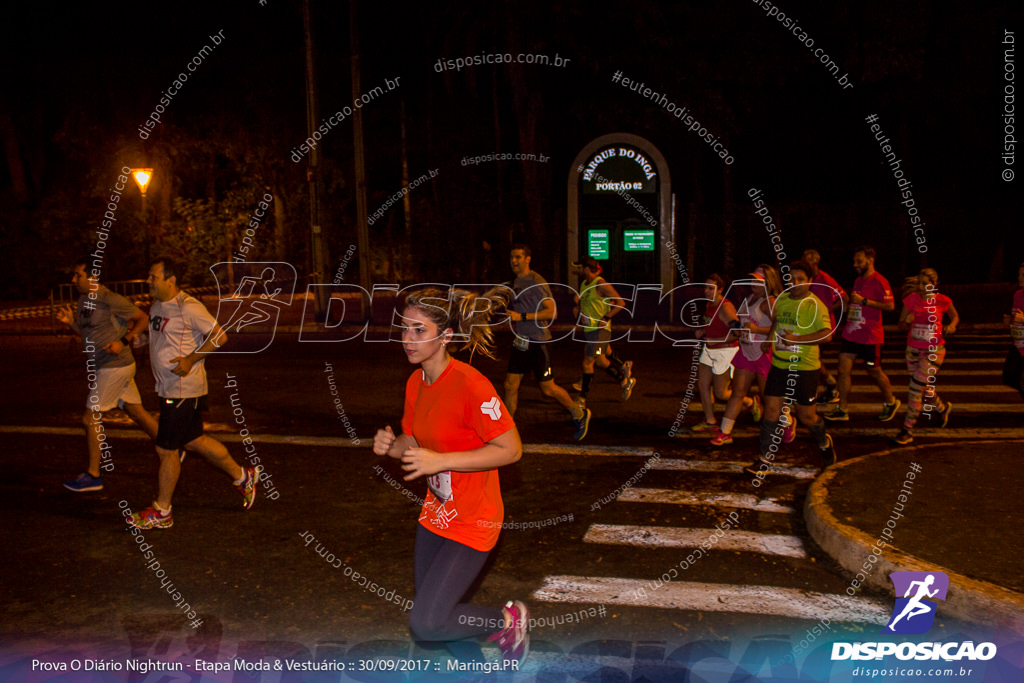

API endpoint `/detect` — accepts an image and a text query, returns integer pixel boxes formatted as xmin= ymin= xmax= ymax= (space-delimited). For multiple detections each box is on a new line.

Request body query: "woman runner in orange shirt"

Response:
xmin=373 ymin=287 xmax=529 ymax=665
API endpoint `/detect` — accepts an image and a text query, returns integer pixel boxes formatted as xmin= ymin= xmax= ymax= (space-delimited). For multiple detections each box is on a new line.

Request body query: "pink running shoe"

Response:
xmin=127 ymin=504 xmax=173 ymax=530
xmin=710 ymin=429 xmax=733 ymax=446
xmin=487 ymin=600 xmax=529 ymax=666
xmin=782 ymin=416 xmax=797 ymax=444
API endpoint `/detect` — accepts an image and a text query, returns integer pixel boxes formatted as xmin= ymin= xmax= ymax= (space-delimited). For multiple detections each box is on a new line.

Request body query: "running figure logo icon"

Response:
xmin=882 ymin=571 xmax=949 ymax=634
xmin=208 ymin=262 xmax=297 ymax=353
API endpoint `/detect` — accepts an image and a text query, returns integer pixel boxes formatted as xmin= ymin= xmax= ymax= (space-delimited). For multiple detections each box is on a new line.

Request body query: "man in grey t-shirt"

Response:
xmin=56 ymin=255 xmax=158 ymax=492
xmin=503 ymin=244 xmax=592 ymax=440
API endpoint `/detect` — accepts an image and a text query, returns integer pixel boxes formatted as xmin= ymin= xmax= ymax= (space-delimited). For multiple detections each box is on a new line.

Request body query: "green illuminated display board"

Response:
xmin=623 ymin=229 xmax=655 ymax=251
xmin=588 ymin=230 xmax=610 ymax=259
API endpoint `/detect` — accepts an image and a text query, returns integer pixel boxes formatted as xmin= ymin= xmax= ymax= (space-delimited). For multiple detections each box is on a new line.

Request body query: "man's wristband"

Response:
xmin=121 ymin=335 xmax=132 ymax=346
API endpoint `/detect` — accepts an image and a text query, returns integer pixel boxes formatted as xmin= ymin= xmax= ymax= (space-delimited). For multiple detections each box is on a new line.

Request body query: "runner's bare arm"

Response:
xmin=373 ymin=425 xmax=419 ymax=459
xmin=170 ymin=322 xmax=228 ymax=376
xmin=399 ymin=428 xmax=522 ymax=480
xmin=946 ymin=301 xmax=960 ymax=335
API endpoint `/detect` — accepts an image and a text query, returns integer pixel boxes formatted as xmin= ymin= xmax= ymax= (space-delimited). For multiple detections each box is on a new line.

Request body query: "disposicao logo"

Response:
xmin=831 ymin=571 xmax=997 ymax=662
xmin=883 ymin=571 xmax=948 ymax=635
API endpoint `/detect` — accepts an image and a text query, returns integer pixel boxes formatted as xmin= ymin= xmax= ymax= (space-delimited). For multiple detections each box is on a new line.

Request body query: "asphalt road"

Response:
xmin=1 ymin=330 xmax=1018 ymax=680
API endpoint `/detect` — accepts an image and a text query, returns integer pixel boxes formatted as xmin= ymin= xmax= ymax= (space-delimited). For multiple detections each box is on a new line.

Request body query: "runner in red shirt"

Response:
xmin=373 ymin=287 xmax=529 ymax=666
xmin=824 ymin=246 xmax=901 ymax=422
xmin=803 ymin=249 xmax=846 ymax=404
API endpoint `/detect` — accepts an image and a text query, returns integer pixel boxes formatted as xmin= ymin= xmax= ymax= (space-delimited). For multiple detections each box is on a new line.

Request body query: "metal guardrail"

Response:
xmin=51 ymin=279 xmax=152 ymax=310
xmin=0 ymin=281 xmax=220 ymax=330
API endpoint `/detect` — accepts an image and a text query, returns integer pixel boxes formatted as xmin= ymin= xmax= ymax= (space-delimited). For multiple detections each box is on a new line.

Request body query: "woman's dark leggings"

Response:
xmin=409 ymin=524 xmax=505 ymax=642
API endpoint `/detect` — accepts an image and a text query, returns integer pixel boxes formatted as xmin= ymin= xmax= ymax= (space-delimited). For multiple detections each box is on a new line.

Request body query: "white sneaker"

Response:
xmin=621 ymin=377 xmax=636 ymax=401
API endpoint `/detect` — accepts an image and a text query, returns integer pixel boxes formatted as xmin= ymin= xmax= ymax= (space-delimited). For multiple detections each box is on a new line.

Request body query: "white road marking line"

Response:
xmin=532 ymin=576 xmax=890 ymax=624
xmin=827 ymin=356 xmax=1002 ymax=363
xmin=882 ymin=371 xmax=1004 ymax=376
xmin=7 ymin=426 xmax=1021 ymax=452
xmin=686 ymin=402 xmax=1024 ymax=413
xmin=584 ymin=523 xmax=808 ymax=558
xmin=649 ymin=458 xmax=818 ymax=479
xmin=848 ymin=385 xmax=1015 ymax=392
xmin=523 ymin=444 xmax=656 ymax=457
xmin=824 ymin=402 xmax=1022 ymax=412
xmin=677 ymin=426 xmax=1024 ymax=440
xmin=616 ymin=488 xmax=795 ymax=513
xmin=0 ymin=425 xmax=369 ymax=448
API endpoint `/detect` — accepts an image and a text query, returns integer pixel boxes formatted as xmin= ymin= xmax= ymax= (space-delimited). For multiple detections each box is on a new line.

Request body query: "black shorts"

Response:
xmin=508 ymin=341 xmax=554 ymax=382
xmin=841 ymin=338 xmax=882 ymax=366
xmin=765 ymin=365 xmax=820 ymax=406
xmin=156 ymin=395 xmax=208 ymax=451
xmin=583 ymin=328 xmax=611 ymax=359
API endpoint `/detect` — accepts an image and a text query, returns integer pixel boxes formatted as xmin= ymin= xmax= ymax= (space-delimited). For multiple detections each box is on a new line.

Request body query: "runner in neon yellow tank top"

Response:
xmin=571 ymin=257 xmax=636 ymax=402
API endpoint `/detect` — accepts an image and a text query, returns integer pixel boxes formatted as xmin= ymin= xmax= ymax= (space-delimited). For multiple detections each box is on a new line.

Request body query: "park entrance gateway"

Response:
xmin=568 ymin=134 xmax=675 ymax=319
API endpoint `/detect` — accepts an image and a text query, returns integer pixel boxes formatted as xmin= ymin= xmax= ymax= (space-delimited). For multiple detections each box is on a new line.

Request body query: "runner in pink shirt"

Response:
xmin=803 ymin=249 xmax=846 ymax=404
xmin=824 ymin=246 xmax=901 ymax=422
xmin=892 ymin=269 xmax=959 ymax=445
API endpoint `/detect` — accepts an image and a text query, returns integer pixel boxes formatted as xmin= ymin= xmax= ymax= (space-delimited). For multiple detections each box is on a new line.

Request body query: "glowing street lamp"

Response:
xmin=131 ymin=168 xmax=154 ymax=265
xmin=132 ymin=168 xmax=153 ymax=196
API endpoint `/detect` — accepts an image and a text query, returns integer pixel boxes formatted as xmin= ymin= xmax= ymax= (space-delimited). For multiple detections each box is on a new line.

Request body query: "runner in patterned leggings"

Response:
xmin=892 ymin=269 xmax=959 ymax=445
xmin=373 ymin=287 xmax=529 ymax=666
xmin=711 ymin=265 xmax=784 ymax=446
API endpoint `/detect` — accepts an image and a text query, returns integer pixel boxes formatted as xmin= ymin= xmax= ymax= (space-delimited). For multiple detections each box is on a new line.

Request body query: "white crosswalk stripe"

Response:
xmin=648 ymin=458 xmax=818 ymax=478
xmin=615 ymin=488 xmax=795 ymax=513
xmin=584 ymin=523 xmax=808 ymax=558
xmin=532 ymin=576 xmax=891 ymax=624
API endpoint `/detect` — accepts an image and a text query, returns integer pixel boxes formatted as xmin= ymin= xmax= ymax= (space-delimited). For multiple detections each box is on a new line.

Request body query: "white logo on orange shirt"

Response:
xmin=480 ymin=397 xmax=502 ymax=420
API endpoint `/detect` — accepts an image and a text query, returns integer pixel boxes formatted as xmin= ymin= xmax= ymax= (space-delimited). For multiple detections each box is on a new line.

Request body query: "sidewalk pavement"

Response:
xmin=805 ymin=439 xmax=1024 ymax=636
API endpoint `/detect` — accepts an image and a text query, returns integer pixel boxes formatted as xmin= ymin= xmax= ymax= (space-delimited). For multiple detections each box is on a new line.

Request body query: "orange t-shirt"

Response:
xmin=401 ymin=358 xmax=516 ymax=551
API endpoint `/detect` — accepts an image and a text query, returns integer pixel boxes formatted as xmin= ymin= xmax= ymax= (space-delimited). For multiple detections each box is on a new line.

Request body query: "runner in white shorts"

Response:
xmin=57 ymin=255 xmax=158 ymax=492
xmin=692 ymin=274 xmax=739 ymax=432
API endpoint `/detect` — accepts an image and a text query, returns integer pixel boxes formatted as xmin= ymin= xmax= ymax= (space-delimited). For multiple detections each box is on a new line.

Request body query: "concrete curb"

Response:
xmin=804 ymin=439 xmax=1024 ymax=636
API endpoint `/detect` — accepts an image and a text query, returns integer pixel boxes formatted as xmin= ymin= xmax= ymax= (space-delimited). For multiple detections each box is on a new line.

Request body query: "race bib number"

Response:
xmin=848 ymin=304 xmax=864 ymax=322
xmin=911 ymin=324 xmax=935 ymax=342
xmin=428 ymin=471 xmax=453 ymax=503
xmin=513 ymin=336 xmax=530 ymax=352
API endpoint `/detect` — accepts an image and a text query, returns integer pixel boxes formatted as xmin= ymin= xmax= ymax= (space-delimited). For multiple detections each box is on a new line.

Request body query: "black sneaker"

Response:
xmin=877 ymin=399 xmax=901 ymax=422
xmin=743 ymin=459 xmax=770 ymax=477
xmin=891 ymin=429 xmax=914 ymax=446
xmin=939 ymin=402 xmax=953 ymax=428
xmin=820 ymin=433 xmax=837 ymax=467
xmin=822 ymin=406 xmax=849 ymax=422
xmin=64 ymin=472 xmax=103 ymax=492
xmin=573 ymin=408 xmax=592 ymax=441
xmin=817 ymin=384 xmax=840 ymax=404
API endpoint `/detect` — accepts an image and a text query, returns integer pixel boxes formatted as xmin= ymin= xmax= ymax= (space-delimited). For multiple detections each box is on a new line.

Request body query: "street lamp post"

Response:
xmin=131 ymin=168 xmax=153 ymax=266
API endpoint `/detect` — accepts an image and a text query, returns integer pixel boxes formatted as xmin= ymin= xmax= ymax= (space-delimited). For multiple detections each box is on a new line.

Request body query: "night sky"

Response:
xmin=2 ymin=1 xmax=1019 ymax=298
